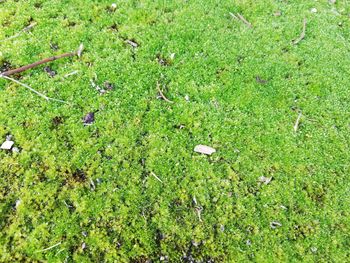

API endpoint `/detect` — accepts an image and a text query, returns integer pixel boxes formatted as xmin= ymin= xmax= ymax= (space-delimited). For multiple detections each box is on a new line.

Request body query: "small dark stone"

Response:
xmin=0 ymin=60 xmax=12 ymax=73
xmin=83 ymin=112 xmax=95 ymax=125
xmin=52 ymin=116 xmax=64 ymax=127
xmin=44 ymin=66 xmax=56 ymax=77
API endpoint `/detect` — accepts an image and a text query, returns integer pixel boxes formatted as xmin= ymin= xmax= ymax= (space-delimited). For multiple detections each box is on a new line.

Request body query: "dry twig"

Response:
xmin=293 ymin=18 xmax=307 ymax=45
xmin=156 ymin=81 xmax=173 ymax=103
xmin=64 ymin=70 xmax=79 ymax=78
xmin=237 ymin=13 xmax=252 ymax=28
xmin=0 ymin=44 xmax=83 ymax=77
xmin=230 ymin=12 xmax=252 ymax=28
xmin=0 ymin=52 xmax=75 ymax=77
xmin=0 ymin=75 xmax=67 ymax=103
xmin=35 ymin=242 xmax=62 ymax=253
xmin=0 ymin=45 xmax=83 ymax=102
xmin=150 ymin=172 xmax=163 ymax=183
xmin=294 ymin=112 xmax=302 ymax=132
xmin=229 ymin=12 xmax=238 ymax=19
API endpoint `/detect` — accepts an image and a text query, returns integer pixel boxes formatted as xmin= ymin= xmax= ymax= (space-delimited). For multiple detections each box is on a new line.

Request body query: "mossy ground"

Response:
xmin=1 ymin=0 xmax=350 ymax=262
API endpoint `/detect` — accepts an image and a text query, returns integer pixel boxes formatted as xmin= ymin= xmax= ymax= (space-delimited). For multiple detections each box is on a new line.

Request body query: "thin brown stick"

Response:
xmin=0 ymin=52 xmax=76 ymax=77
xmin=156 ymin=81 xmax=173 ymax=103
xmin=293 ymin=18 xmax=307 ymax=45
xmin=237 ymin=13 xmax=252 ymax=28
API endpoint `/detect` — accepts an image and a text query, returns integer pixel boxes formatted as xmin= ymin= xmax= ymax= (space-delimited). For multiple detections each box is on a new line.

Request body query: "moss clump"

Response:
xmin=1 ymin=0 xmax=350 ymax=261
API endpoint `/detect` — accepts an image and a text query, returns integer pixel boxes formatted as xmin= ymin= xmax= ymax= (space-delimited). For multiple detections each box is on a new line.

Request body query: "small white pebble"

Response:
xmin=82 ymin=243 xmax=86 ymax=250
xmin=311 ymin=8 xmax=318 ymax=13
xmin=111 ymin=3 xmax=117 ymax=10
xmin=1 ymin=140 xmax=14 ymax=150
xmin=194 ymin=145 xmax=216 ymax=155
xmin=311 ymin=247 xmax=317 ymax=253
xmin=170 ymin=53 xmax=175 ymax=60
xmin=185 ymin=94 xmax=190 ymax=102
xmin=12 ymin=147 xmax=20 ymax=153
xmin=15 ymin=199 xmax=21 ymax=209
xmin=258 ymin=176 xmax=272 ymax=185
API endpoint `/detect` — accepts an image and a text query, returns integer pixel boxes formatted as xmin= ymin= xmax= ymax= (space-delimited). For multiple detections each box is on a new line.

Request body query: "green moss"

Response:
xmin=1 ymin=0 xmax=350 ymax=261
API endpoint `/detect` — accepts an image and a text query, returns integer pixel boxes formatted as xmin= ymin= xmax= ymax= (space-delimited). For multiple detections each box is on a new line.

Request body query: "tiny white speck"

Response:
xmin=15 ymin=199 xmax=21 ymax=209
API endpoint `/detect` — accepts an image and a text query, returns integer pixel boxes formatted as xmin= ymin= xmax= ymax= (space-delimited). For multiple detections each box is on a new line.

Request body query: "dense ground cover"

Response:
xmin=1 ymin=0 xmax=350 ymax=261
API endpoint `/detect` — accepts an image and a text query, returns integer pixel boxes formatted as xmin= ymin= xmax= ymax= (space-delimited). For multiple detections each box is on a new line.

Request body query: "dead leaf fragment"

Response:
xmin=1 ymin=140 xmax=14 ymax=150
xmin=194 ymin=145 xmax=216 ymax=155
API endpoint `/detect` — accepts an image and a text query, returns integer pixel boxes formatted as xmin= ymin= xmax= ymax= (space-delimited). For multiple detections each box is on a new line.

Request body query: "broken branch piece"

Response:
xmin=0 ymin=52 xmax=75 ymax=77
xmin=0 ymin=44 xmax=84 ymax=77
xmin=157 ymin=81 xmax=173 ymax=103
